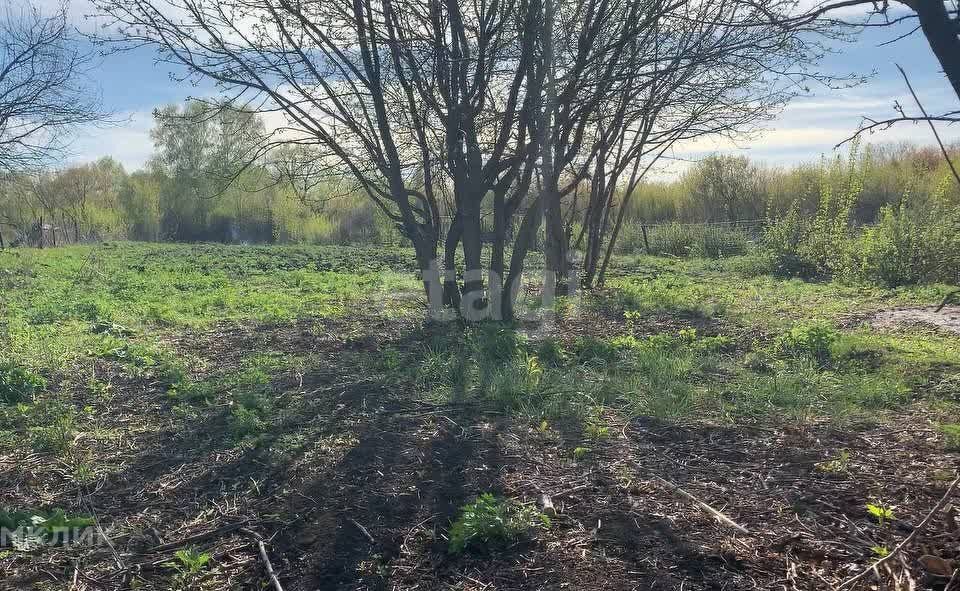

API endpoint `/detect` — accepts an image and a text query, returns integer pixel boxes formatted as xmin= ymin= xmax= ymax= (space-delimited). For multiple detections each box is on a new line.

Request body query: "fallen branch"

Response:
xmin=348 ymin=518 xmax=375 ymax=544
xmin=946 ymin=567 xmax=959 ymax=591
xmin=655 ymin=476 xmax=749 ymax=534
xmin=255 ymin=538 xmax=284 ymax=591
xmin=142 ymin=521 xmax=247 ymax=554
xmin=839 ymin=473 xmax=960 ymax=589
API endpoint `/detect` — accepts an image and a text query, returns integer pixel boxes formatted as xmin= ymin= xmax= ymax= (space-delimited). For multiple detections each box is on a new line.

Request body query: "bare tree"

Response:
xmin=0 ymin=1 xmax=104 ymax=174
xmin=92 ymin=0 xmax=843 ymax=319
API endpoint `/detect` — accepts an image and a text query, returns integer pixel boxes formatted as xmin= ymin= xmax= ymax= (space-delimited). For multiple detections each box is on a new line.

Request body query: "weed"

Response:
xmin=816 ymin=450 xmax=851 ymax=473
xmin=228 ymin=405 xmax=266 ymax=441
xmin=940 ymin=424 xmax=960 ymax=451
xmin=0 ymin=361 xmax=45 ymax=404
xmin=573 ymin=337 xmax=620 ymax=365
xmin=167 ymin=547 xmax=212 ymax=588
xmin=448 ymin=494 xmax=550 ymax=554
xmin=866 ymin=503 xmax=895 ymax=525
xmin=584 ymin=406 xmax=611 ymax=440
xmin=536 ymin=338 xmax=567 ymax=367
xmin=29 ymin=411 xmax=76 ymax=454
xmin=775 ymin=322 xmax=839 ymax=365
xmin=572 ymin=447 xmax=590 ymax=460
xmin=871 ymin=545 xmax=890 ymax=558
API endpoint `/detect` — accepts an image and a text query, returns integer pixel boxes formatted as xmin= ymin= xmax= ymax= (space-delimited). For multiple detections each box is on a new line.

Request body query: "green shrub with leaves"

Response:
xmin=448 ymin=493 xmax=550 ymax=554
xmin=763 ymin=144 xmax=865 ymax=279
xmin=0 ymin=361 xmax=45 ymax=404
xmin=775 ymin=322 xmax=839 ymax=365
xmin=855 ymin=196 xmax=960 ymax=287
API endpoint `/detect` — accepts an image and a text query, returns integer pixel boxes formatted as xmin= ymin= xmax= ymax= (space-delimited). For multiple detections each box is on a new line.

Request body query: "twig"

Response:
xmin=348 ymin=518 xmax=376 ymax=544
xmin=141 ymin=521 xmax=247 ymax=554
xmin=255 ymin=538 xmax=284 ymax=591
xmin=896 ymin=64 xmax=960 ymax=188
xmin=945 ymin=567 xmax=960 ymax=591
xmin=654 ymin=476 xmax=749 ymax=534
xmin=839 ymin=473 xmax=960 ymax=589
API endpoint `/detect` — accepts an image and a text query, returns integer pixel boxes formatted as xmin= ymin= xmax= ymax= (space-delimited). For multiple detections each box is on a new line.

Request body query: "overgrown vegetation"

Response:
xmin=448 ymin=494 xmax=550 ymax=554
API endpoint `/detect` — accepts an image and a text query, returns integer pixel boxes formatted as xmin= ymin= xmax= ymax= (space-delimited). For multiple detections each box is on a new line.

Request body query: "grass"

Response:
xmin=1 ymin=242 xmax=957 ymax=589
xmin=3 ymin=243 xmax=957 ymax=443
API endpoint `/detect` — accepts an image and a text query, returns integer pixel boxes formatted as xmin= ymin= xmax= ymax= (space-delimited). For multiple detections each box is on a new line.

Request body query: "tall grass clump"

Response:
xmin=618 ymin=222 xmax=753 ymax=258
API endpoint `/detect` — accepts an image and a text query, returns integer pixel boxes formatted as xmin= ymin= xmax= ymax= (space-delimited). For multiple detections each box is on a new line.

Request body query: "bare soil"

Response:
xmin=872 ymin=305 xmax=960 ymax=336
xmin=2 ymin=314 xmax=959 ymax=591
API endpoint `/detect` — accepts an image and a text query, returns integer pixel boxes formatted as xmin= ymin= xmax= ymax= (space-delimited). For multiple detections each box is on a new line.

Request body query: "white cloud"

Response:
xmin=65 ymin=110 xmax=155 ymax=170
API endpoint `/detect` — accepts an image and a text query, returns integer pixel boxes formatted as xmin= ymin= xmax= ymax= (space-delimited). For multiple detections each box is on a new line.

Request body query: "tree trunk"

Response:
xmin=502 ymin=195 xmax=544 ymax=321
xmin=460 ymin=198 xmax=486 ymax=320
xmin=443 ymin=215 xmax=463 ymax=309
xmin=909 ymin=0 xmax=960 ymax=100
xmin=489 ymin=188 xmax=508 ymax=320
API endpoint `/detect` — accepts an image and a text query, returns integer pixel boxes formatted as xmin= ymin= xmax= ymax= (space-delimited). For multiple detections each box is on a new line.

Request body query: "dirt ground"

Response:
xmin=871 ymin=305 xmax=960 ymax=336
xmin=2 ymin=314 xmax=959 ymax=591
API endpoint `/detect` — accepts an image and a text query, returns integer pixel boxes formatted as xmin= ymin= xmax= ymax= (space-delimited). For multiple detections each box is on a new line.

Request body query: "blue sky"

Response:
xmin=56 ymin=2 xmax=960 ymax=175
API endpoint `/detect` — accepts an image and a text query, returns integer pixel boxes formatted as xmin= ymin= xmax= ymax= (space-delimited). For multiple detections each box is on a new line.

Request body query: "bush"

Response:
xmin=0 ymin=361 xmax=45 ymax=404
xmin=775 ymin=322 xmax=839 ymax=365
xmin=855 ymin=200 xmax=960 ymax=287
xmin=448 ymin=493 xmax=549 ymax=554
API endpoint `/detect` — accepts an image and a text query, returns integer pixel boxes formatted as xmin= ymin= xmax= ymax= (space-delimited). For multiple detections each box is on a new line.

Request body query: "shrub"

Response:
xmin=0 ymin=361 xmax=45 ymax=404
xmin=448 ymin=493 xmax=549 ymax=554
xmin=775 ymin=322 xmax=839 ymax=365
xmin=855 ymin=199 xmax=960 ymax=287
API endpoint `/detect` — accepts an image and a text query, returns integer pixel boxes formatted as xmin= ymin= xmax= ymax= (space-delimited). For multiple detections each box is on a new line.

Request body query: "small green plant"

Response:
xmin=941 ymin=424 xmax=960 ymax=451
xmin=380 ymin=347 xmax=402 ymax=371
xmin=572 ymin=446 xmax=590 ymax=460
xmin=0 ymin=361 xmax=45 ymax=404
xmin=816 ymin=450 xmax=851 ymax=474
xmin=775 ymin=322 xmax=839 ymax=365
xmin=228 ymin=405 xmax=266 ymax=441
xmin=167 ymin=547 xmax=212 ymax=587
xmin=447 ymin=493 xmax=549 ymax=554
xmin=866 ymin=503 xmax=895 ymax=525
xmin=584 ymin=406 xmax=610 ymax=440
xmin=29 ymin=412 xmax=76 ymax=454
xmin=536 ymin=338 xmax=567 ymax=367
xmin=870 ymin=545 xmax=890 ymax=558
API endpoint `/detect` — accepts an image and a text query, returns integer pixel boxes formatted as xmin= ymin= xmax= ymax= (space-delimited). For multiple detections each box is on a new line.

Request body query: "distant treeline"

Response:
xmin=0 ymin=103 xmax=402 ymax=248
xmin=624 ymin=143 xmax=960 ymax=226
xmin=1 ymin=102 xmax=956 ymax=258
